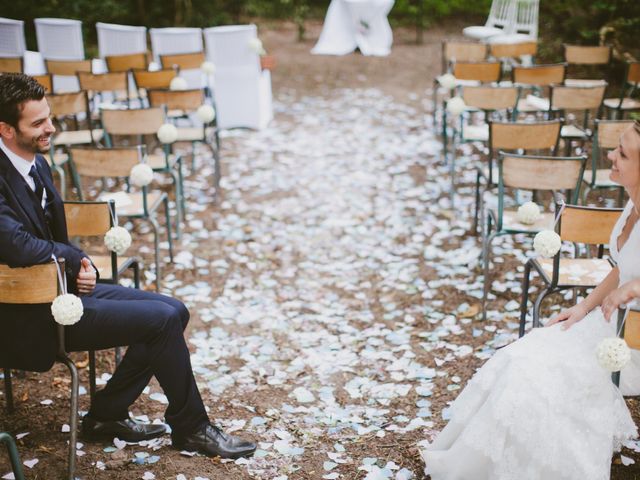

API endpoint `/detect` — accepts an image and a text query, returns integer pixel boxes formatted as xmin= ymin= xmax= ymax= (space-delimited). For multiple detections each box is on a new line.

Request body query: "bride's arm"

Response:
xmin=601 ymin=278 xmax=640 ymax=321
xmin=546 ymin=266 xmax=620 ymax=329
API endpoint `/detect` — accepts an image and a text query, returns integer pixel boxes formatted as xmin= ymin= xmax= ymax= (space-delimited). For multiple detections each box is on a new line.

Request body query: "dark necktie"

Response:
xmin=29 ymin=164 xmax=45 ymax=207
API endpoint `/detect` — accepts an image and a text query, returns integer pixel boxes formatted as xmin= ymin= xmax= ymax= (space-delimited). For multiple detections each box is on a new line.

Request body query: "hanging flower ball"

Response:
xmin=516 ymin=202 xmax=542 ymax=225
xmin=51 ymin=293 xmax=84 ymax=326
xmin=446 ymin=96 xmax=466 ymax=117
xmin=596 ymin=337 xmax=631 ymax=372
xmin=200 ymin=61 xmax=216 ymax=74
xmin=129 ymin=163 xmax=154 ymax=187
xmin=437 ymin=73 xmax=457 ymax=90
xmin=169 ymin=77 xmax=188 ymax=91
xmin=157 ymin=123 xmax=178 ymax=144
xmin=104 ymin=226 xmax=132 ymax=255
xmin=533 ymin=230 xmax=562 ymax=258
xmin=196 ymin=104 xmax=216 ymax=123
xmin=248 ymin=37 xmax=266 ymax=55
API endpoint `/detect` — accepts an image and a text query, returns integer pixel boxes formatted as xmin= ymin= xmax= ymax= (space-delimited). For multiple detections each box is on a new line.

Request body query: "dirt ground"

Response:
xmin=2 ymin=18 xmax=640 ymax=480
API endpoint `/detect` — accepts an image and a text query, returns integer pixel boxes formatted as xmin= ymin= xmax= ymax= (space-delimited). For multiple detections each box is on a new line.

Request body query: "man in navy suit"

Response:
xmin=0 ymin=73 xmax=255 ymax=459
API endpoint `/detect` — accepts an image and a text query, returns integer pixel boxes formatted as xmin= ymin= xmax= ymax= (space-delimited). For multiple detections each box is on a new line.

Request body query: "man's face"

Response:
xmin=12 ymin=97 xmax=56 ymax=156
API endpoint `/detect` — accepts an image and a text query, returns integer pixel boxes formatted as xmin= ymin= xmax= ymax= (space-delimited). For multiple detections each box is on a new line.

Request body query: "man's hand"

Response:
xmin=77 ymin=257 xmax=96 ymax=295
xmin=545 ymin=303 xmax=589 ymax=330
xmin=602 ymin=279 xmax=640 ymax=322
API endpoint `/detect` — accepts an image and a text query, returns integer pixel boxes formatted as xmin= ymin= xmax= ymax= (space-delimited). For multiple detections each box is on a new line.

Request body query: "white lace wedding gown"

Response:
xmin=422 ymin=200 xmax=640 ymax=480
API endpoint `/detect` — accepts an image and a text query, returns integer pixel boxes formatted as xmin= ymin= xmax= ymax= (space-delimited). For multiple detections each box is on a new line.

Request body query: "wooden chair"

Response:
xmin=45 ymin=59 xmax=92 ymax=93
xmin=582 ymin=119 xmax=633 ymax=205
xmin=519 ymin=202 xmax=622 ymax=335
xmin=1 ymin=259 xmax=80 ymax=480
xmin=0 ymin=56 xmax=23 ymax=73
xmin=441 ymin=41 xmax=488 ymax=74
xmin=0 ymin=432 xmax=25 ymax=480
xmin=613 ymin=305 xmax=640 ymax=387
xmin=160 ymin=51 xmax=205 ymax=71
xmin=105 ymin=52 xmax=148 ymax=73
xmin=513 ymin=63 xmax=567 ymax=114
xmin=489 ymin=41 xmax=537 ymax=69
xmin=132 ymin=68 xmax=177 ymax=104
xmin=77 ymin=70 xmax=130 ymax=109
xmin=452 ymin=61 xmax=502 ymax=84
xmin=563 ymin=45 xmax=611 ymax=87
xmin=482 ymin=153 xmax=586 ymax=319
xmin=33 ymin=73 xmax=53 ymax=93
xmin=69 ymin=146 xmax=173 ymax=291
xmin=603 ymin=62 xmax=640 ymax=119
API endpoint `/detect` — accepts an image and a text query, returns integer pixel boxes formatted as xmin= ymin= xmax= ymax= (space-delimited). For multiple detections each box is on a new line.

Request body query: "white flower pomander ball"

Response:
xmin=437 ymin=73 xmax=457 ymax=90
xmin=157 ymin=123 xmax=178 ymax=144
xmin=596 ymin=337 xmax=631 ymax=372
xmin=248 ymin=37 xmax=266 ymax=55
xmin=129 ymin=163 xmax=154 ymax=187
xmin=169 ymin=76 xmax=188 ymax=91
xmin=51 ymin=293 xmax=84 ymax=326
xmin=533 ymin=230 xmax=562 ymax=258
xmin=517 ymin=201 xmax=542 ymax=225
xmin=104 ymin=226 xmax=132 ymax=255
xmin=446 ymin=96 xmax=466 ymax=116
xmin=200 ymin=61 xmax=215 ymax=74
xmin=196 ymin=104 xmax=216 ymax=123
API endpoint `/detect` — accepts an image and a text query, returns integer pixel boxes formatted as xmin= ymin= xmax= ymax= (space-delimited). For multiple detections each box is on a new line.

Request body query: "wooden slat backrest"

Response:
xmin=564 ymin=45 xmax=611 ymax=65
xmin=45 ymin=59 xmax=92 ymax=76
xmin=628 ymin=62 xmax=640 ymax=84
xmin=47 ymin=91 xmax=88 ymax=117
xmin=550 ymin=84 xmax=606 ymax=110
xmin=33 ymin=74 xmax=53 ymax=93
xmin=133 ymin=69 xmax=176 ymax=90
xmin=559 ymin=205 xmax=621 ymax=245
xmin=443 ymin=41 xmax=487 ymax=63
xmin=147 ymin=89 xmax=204 ymax=111
xmin=502 ymin=154 xmax=584 ymax=190
xmin=491 ymin=120 xmax=561 ymax=151
xmin=490 ymin=41 xmax=537 ymax=59
xmin=0 ymin=262 xmax=59 ymax=304
xmin=70 ymin=146 xmax=142 ymax=178
xmin=462 ymin=86 xmax=518 ymax=111
xmin=160 ymin=51 xmax=205 ymax=70
xmin=101 ymin=108 xmax=165 ymax=135
xmin=514 ymin=63 xmax=566 ymax=86
xmin=106 ymin=52 xmax=148 ymax=72
xmin=78 ymin=71 xmax=128 ymax=92
xmin=452 ymin=61 xmax=501 ymax=83
xmin=64 ymin=202 xmax=112 ymax=236
xmin=596 ymin=120 xmax=634 ymax=149
xmin=625 ymin=309 xmax=640 ymax=350
xmin=0 ymin=57 xmax=22 ymax=73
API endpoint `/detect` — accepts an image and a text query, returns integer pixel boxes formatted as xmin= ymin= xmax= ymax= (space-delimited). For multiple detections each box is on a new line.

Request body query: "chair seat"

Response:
xmin=44 ymin=152 xmax=69 ymax=166
xmin=564 ymin=78 xmax=608 ymax=87
xmin=561 ymin=124 xmax=589 ymax=139
xmin=536 ymin=257 xmax=612 ymax=287
xmin=604 ymin=98 xmax=640 ymax=111
xmin=176 ymin=126 xmax=206 ymax=142
xmin=500 ymin=210 xmax=555 ymax=232
xmin=92 ymin=255 xmax=138 ymax=280
xmin=54 ymin=129 xmax=104 ymax=146
xmin=462 ymin=124 xmax=489 ymax=142
xmin=463 ymin=25 xmax=504 ymax=40
xmin=584 ymin=169 xmax=621 ymax=188
xmin=517 ymin=96 xmax=549 ymax=112
xmin=100 ymin=191 xmax=164 ymax=217
xmin=146 ymin=153 xmax=180 ymax=170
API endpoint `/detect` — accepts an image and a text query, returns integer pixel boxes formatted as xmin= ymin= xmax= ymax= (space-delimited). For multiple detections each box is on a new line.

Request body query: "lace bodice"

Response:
xmin=609 ymin=200 xmax=640 ymax=286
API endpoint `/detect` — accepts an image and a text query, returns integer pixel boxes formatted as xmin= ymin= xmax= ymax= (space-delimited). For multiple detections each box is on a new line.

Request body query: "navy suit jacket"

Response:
xmin=0 ymin=148 xmax=87 ymax=371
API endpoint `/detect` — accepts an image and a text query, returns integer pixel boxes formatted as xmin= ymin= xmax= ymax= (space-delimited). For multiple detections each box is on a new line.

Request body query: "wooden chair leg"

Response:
xmin=4 ymin=368 xmax=14 ymax=413
xmin=0 ymin=432 xmax=25 ymax=480
xmin=57 ymin=355 xmax=79 ymax=480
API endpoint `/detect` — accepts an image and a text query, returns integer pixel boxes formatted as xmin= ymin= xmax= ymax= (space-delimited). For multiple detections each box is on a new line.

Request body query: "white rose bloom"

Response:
xmin=533 ymin=230 xmax=562 ymax=258
xmin=129 ymin=163 xmax=154 ymax=187
xmin=446 ymin=96 xmax=466 ymax=117
xmin=104 ymin=226 xmax=132 ymax=255
xmin=196 ymin=104 xmax=216 ymax=123
xmin=169 ymin=77 xmax=188 ymax=91
xmin=200 ymin=61 xmax=215 ymax=74
xmin=248 ymin=37 xmax=266 ymax=55
xmin=437 ymin=73 xmax=457 ymax=90
xmin=517 ymin=201 xmax=542 ymax=225
xmin=51 ymin=293 xmax=84 ymax=326
xmin=157 ymin=123 xmax=178 ymax=144
xmin=596 ymin=337 xmax=631 ymax=372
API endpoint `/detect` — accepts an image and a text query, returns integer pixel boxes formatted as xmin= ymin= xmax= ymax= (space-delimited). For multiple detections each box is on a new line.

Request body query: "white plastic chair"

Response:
xmin=487 ymin=0 xmax=539 ymax=43
xmin=0 ymin=17 xmax=26 ymax=57
xmin=203 ymin=24 xmax=273 ymax=130
xmin=463 ymin=0 xmax=515 ymax=41
xmin=97 ymin=22 xmax=147 ymax=58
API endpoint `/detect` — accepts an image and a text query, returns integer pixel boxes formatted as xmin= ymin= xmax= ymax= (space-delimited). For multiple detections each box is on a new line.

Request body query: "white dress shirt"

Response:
xmin=0 ymin=138 xmax=48 ymax=208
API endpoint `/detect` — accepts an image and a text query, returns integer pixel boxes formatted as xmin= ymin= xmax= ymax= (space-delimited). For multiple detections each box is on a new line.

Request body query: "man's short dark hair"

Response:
xmin=0 ymin=73 xmax=46 ymax=128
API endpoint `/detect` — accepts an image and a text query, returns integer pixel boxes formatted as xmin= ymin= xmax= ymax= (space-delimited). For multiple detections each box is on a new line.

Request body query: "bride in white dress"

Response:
xmin=422 ymin=122 xmax=640 ymax=480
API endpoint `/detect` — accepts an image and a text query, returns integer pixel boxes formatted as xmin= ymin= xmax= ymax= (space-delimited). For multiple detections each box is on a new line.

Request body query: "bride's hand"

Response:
xmin=546 ymin=303 xmax=589 ymax=330
xmin=601 ymin=279 xmax=640 ymax=322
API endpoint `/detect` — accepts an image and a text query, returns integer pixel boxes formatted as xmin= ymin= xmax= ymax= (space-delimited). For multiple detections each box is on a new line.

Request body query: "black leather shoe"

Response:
xmin=82 ymin=415 xmax=167 ymax=442
xmin=172 ymin=423 xmax=256 ymax=459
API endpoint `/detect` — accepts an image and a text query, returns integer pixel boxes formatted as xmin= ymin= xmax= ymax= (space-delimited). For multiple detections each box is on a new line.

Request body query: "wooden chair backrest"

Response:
xmin=513 ymin=63 xmax=566 ymax=86
xmin=624 ymin=308 xmax=640 ymax=350
xmin=596 ymin=120 xmax=635 ymax=149
xmin=628 ymin=62 xmax=640 ymax=84
xmin=64 ymin=201 xmax=112 ymax=236
xmin=160 ymin=51 xmax=205 ymax=70
xmin=106 ymin=52 xmax=148 ymax=72
xmin=78 ymin=71 xmax=128 ymax=92
xmin=0 ymin=57 xmax=23 ymax=73
xmin=452 ymin=61 xmax=501 ymax=83
xmin=559 ymin=205 xmax=622 ymax=245
xmin=490 ymin=41 xmax=537 ymax=59
xmin=70 ymin=146 xmax=143 ymax=178
xmin=101 ymin=107 xmax=165 ymax=135
xmin=490 ymin=120 xmax=561 ymax=151
xmin=501 ymin=154 xmax=584 ymax=191
xmin=462 ymin=85 xmax=518 ymax=111
xmin=147 ymin=89 xmax=204 ymax=111
xmin=45 ymin=59 xmax=92 ymax=76
xmin=47 ymin=91 xmax=89 ymax=117
xmin=564 ymin=45 xmax=611 ymax=65
xmin=133 ymin=68 xmax=177 ymax=90
xmin=550 ymin=84 xmax=606 ymax=110
xmin=33 ymin=74 xmax=53 ymax=93
xmin=443 ymin=41 xmax=487 ymax=63
xmin=0 ymin=262 xmax=59 ymax=304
